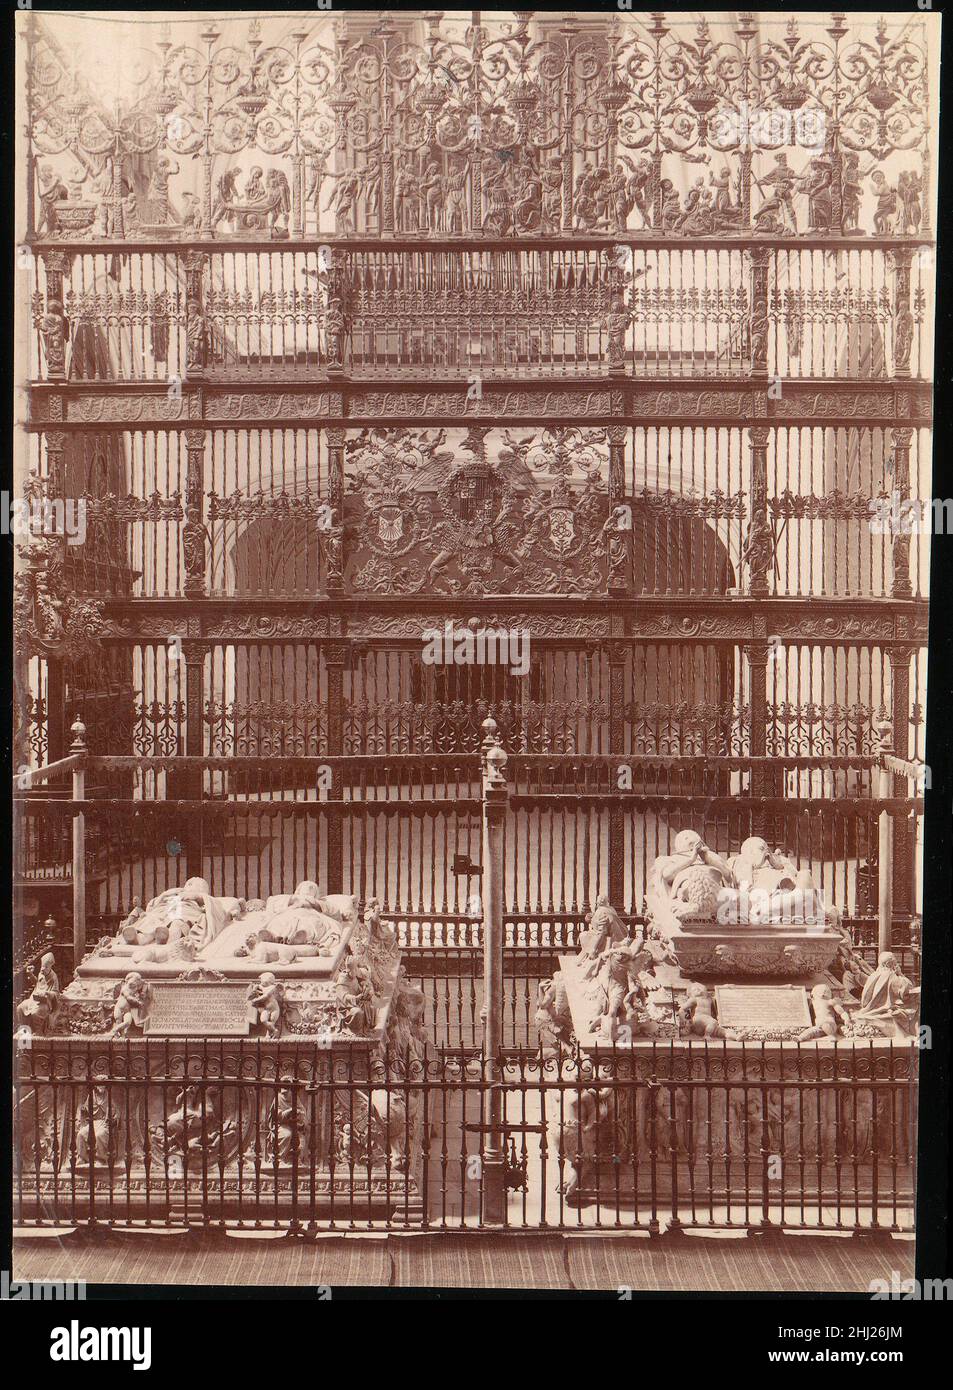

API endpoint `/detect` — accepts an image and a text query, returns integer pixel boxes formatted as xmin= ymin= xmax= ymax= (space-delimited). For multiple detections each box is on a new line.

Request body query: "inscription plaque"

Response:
xmin=147 ymin=983 xmax=250 ymax=1036
xmin=715 ymin=985 xmax=811 ymax=1030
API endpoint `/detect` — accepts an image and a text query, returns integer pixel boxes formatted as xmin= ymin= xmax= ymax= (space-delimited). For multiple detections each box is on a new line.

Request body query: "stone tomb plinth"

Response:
xmin=16 ymin=903 xmax=426 ymax=1223
xmin=550 ymin=947 xmax=916 ymax=1215
xmin=549 ymin=1028 xmax=916 ymax=1217
xmin=661 ymin=919 xmax=842 ymax=979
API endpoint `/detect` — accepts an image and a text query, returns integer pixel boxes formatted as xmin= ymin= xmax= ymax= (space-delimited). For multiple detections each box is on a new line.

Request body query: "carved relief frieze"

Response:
xmin=205 ymin=392 xmax=334 ymax=421
xmin=346 ymin=390 xmax=622 ymax=420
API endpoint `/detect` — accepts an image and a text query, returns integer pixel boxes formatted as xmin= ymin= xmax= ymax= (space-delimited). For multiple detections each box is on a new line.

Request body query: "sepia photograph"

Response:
xmin=5 ymin=1 xmax=950 ymax=1330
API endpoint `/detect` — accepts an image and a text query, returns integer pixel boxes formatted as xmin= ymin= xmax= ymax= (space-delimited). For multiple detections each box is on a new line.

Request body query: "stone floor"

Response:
xmin=14 ymin=1228 xmax=914 ymax=1293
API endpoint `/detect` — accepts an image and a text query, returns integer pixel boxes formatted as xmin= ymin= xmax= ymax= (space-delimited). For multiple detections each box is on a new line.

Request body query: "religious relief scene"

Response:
xmin=10 ymin=8 xmax=941 ymax=1301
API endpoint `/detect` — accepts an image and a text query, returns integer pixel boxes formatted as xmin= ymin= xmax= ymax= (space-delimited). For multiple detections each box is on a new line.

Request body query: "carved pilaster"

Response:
xmin=380 ymin=153 xmax=395 ymax=235
xmin=326 ymin=428 xmax=345 ymax=516
xmin=890 ymin=645 xmax=914 ymax=764
xmin=324 ymin=427 xmax=346 ymax=596
xmin=748 ymin=246 xmax=770 ymax=378
xmin=324 ymin=641 xmax=347 ymax=891
xmin=292 ymin=153 xmax=305 ymax=238
xmin=826 ymin=121 xmax=843 ymax=232
xmin=182 ymin=429 xmax=206 ymax=598
xmin=605 ymin=424 xmax=631 ymax=599
xmin=744 ymin=425 xmax=772 ymax=597
xmin=201 ymin=153 xmax=214 ymax=235
xmin=181 ymin=640 xmax=205 ymax=749
xmin=41 ymin=250 xmax=69 ymax=299
xmin=184 ymin=252 xmax=209 ymax=377
xmin=739 ymin=149 xmax=752 ymax=228
xmin=323 ymin=250 xmax=351 ymax=374
xmin=37 ymin=251 xmax=69 ymax=381
xmin=561 ymin=149 xmax=573 ymax=233
xmin=608 ymin=423 xmax=626 ymax=501
xmin=890 ymin=426 xmax=914 ymax=598
xmin=890 ymin=246 xmax=915 ymax=379
xmin=650 ymin=151 xmax=663 ymax=228
xmin=44 ymin=430 xmax=66 ymax=501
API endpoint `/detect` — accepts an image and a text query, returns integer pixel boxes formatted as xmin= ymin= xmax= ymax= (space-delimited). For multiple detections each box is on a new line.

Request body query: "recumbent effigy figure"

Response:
xmin=654 ymin=830 xmax=735 ymax=921
xmin=106 ymin=878 xmax=244 ymax=956
xmin=235 ymin=881 xmax=353 ymax=963
xmin=648 ymin=832 xmax=825 ymax=927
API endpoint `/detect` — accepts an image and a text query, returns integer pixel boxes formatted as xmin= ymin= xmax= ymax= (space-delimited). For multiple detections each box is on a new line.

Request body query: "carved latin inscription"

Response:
xmin=147 ymin=983 xmax=250 ymax=1036
xmin=715 ymin=986 xmax=812 ymax=1030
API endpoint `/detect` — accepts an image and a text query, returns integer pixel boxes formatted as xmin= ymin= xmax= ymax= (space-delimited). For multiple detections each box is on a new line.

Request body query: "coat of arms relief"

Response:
xmin=346 ymin=426 xmax=612 ymax=596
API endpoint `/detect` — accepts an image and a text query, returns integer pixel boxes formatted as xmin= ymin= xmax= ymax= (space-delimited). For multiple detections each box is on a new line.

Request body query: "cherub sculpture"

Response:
xmin=678 ymin=982 xmax=735 ymax=1040
xmin=111 ymin=972 xmax=151 ymax=1036
xmin=798 ymin=982 xmax=852 ymax=1041
xmin=246 ymin=972 xmax=284 ymax=1038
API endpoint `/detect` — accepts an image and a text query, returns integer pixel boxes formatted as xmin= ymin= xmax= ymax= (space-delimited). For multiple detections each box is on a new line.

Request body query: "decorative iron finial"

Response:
xmin=69 ymin=713 xmax=87 ymax=751
xmin=873 ymin=710 xmax=893 ymax=756
xmin=481 ymin=717 xmax=507 ymax=787
xmin=484 ymin=740 xmax=508 ymax=788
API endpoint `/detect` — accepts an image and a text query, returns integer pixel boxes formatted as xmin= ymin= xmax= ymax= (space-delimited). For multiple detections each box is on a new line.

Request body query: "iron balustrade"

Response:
xmin=28 ymin=242 xmax=931 ymax=383
xmin=14 ymin=747 xmax=924 ymax=946
xmin=22 ymin=420 xmax=934 ymax=604
xmin=14 ymin=1036 xmax=917 ymax=1234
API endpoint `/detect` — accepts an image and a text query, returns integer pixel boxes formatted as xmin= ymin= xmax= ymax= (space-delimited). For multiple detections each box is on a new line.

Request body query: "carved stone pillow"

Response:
xmin=264 ymin=894 xmax=294 ymax=915
xmin=317 ymin=893 xmax=359 ymax=923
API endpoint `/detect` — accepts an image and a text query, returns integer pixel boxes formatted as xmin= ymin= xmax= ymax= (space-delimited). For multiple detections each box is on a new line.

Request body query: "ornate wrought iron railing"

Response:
xmin=28 ymin=241 xmax=932 ymax=382
xmin=14 ymin=1036 xmax=917 ymax=1233
xmin=20 ymin=419 xmax=935 ymax=605
xmin=14 ymin=738 xmax=924 ymax=943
